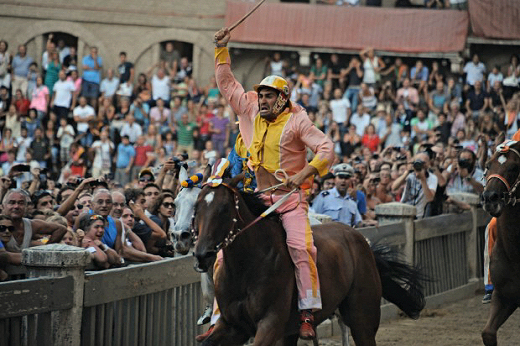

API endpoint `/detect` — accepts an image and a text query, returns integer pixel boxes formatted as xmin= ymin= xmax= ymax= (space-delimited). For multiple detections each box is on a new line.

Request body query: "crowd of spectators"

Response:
xmin=0 ymin=30 xmax=518 ymax=278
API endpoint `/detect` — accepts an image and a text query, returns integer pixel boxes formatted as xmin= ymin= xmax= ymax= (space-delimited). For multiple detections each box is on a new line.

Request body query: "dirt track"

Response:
xmin=307 ymin=293 xmax=520 ymax=346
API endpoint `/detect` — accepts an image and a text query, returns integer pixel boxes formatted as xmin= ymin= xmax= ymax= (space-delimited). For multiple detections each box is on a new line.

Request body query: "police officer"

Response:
xmin=312 ymin=164 xmax=362 ymax=227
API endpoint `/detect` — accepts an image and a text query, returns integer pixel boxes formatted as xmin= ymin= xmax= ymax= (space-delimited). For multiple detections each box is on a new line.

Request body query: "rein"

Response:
xmin=193 ymin=177 xmax=298 ymax=253
xmin=486 ymin=146 xmax=520 ymax=206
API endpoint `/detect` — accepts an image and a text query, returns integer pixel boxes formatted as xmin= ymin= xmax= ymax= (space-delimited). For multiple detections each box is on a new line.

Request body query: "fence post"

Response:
xmin=22 ymin=244 xmax=91 ymax=346
xmin=375 ymin=202 xmax=417 ymax=264
xmin=448 ymin=192 xmax=480 ymax=280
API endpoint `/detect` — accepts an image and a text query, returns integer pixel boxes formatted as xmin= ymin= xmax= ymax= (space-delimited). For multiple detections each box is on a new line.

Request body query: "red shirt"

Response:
xmin=134 ymin=145 xmax=153 ymax=166
xmin=362 ymin=134 xmax=380 ymax=153
xmin=15 ymin=99 xmax=31 ymax=116
xmin=197 ymin=113 xmax=214 ymax=136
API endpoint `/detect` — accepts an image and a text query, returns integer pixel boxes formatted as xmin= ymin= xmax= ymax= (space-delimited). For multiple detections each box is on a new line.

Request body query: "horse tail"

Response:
xmin=371 ymin=243 xmax=427 ymax=319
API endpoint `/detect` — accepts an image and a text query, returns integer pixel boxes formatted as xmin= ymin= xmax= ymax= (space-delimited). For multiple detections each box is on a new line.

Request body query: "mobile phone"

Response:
xmin=13 ymin=164 xmax=31 ymax=172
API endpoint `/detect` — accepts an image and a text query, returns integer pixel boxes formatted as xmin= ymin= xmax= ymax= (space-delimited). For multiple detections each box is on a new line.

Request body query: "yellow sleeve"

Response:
xmin=215 ymin=47 xmax=230 ymax=66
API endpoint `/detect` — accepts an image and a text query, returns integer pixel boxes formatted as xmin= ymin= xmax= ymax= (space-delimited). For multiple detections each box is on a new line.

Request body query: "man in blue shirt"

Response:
xmin=312 ymin=163 xmax=362 ymax=227
xmin=114 ymin=135 xmax=135 ymax=187
xmin=11 ymin=45 xmax=33 ymax=97
xmin=81 ymin=46 xmax=103 ymax=109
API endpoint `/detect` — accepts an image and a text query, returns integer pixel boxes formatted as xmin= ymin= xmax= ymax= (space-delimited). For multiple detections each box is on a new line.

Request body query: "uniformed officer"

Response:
xmin=312 ymin=163 xmax=362 ymax=227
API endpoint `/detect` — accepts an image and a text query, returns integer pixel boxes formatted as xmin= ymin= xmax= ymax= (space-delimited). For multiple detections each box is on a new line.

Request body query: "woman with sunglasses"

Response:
xmin=149 ymin=192 xmax=175 ymax=235
xmin=79 ymin=214 xmax=120 ymax=269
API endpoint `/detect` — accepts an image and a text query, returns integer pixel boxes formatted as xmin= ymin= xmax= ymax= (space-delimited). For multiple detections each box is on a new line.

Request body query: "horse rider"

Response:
xmin=202 ymin=27 xmax=335 ymax=341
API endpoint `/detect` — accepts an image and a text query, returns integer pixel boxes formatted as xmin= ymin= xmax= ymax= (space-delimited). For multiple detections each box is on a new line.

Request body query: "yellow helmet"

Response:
xmin=253 ymin=75 xmax=291 ymax=115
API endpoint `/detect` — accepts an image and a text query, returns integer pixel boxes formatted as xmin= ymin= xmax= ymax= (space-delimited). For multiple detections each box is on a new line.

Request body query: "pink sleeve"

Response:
xmin=295 ymin=108 xmax=335 ymax=177
xmin=215 ymin=48 xmax=257 ymax=122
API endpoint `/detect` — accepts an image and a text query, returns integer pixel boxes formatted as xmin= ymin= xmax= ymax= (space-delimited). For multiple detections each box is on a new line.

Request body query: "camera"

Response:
xmin=458 ymin=158 xmax=472 ymax=169
xmin=413 ymin=160 xmax=425 ymax=171
xmin=392 ymin=147 xmax=402 ymax=152
xmin=396 ymin=154 xmax=407 ymax=161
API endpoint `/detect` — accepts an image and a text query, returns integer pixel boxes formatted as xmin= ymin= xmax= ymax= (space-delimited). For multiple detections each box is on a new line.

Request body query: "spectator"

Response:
xmin=177 ymin=113 xmax=196 ymax=154
xmin=209 ymin=105 xmax=229 ymax=158
xmin=329 ymin=88 xmax=350 ymax=131
xmin=81 ymin=46 xmax=103 ymax=109
xmin=130 ymin=95 xmax=150 ymax=129
xmin=148 ymin=66 xmax=170 ymax=107
xmin=361 ymin=124 xmax=380 ymax=153
xmin=160 ymin=42 xmax=180 ymax=75
xmin=30 ymin=128 xmax=49 ymax=168
xmin=5 ymin=104 xmax=21 ymax=139
xmin=73 ymin=96 xmax=96 ymax=135
xmin=149 ymin=98 xmax=170 ymax=134
xmin=44 ymin=51 xmax=61 ymax=97
xmin=63 ymin=46 xmax=78 ymax=69
xmin=350 ymin=104 xmax=371 ymax=137
xmin=444 ymin=148 xmax=484 ymax=195
xmin=393 ymin=151 xmax=437 ymax=218
xmin=411 ymin=108 xmax=433 ymax=142
xmin=79 ymin=213 xmax=120 ymax=269
xmin=13 ymin=89 xmax=30 ymax=117
xmin=120 ymin=114 xmax=142 ymax=144
xmin=67 ymin=68 xmax=82 ymax=98
xmin=56 ymin=117 xmax=75 ymax=167
xmin=410 ymin=60 xmax=429 ymax=94
xmin=359 ymin=83 xmax=377 ymax=111
xmin=118 ymin=51 xmax=135 ymax=85
xmin=487 ymin=65 xmax=503 ymax=92
xmin=0 ymin=40 xmax=10 ymax=89
xmin=90 ymin=128 xmax=114 ymax=178
xmin=465 ymin=80 xmax=490 ymax=120
xmin=428 ymin=81 xmax=449 ymax=124
xmin=342 ymin=57 xmax=364 ymax=112
xmin=310 ymin=57 xmax=327 ymax=88
xmin=132 ymin=136 xmax=153 ymax=181
xmin=15 ymin=127 xmax=32 ymax=163
xmin=51 ymin=70 xmax=76 ymax=122
xmin=380 ymin=57 xmax=408 ymax=88
xmin=397 ymin=78 xmax=419 ymax=115
xmin=11 ymin=45 xmax=33 ymax=97
xmin=99 ymin=68 xmax=119 ymax=102
xmin=26 ymin=62 xmax=39 ymax=99
xmin=463 ymin=54 xmax=486 ymax=87
xmin=359 ymin=48 xmax=385 ymax=87
xmin=312 ymin=164 xmax=362 ymax=227
xmin=133 ymin=73 xmax=151 ymax=102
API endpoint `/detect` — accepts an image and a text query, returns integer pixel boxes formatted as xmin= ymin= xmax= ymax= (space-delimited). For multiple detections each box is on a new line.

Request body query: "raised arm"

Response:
xmin=31 ymin=219 xmax=67 ymax=243
xmin=214 ymin=28 xmax=258 ymax=120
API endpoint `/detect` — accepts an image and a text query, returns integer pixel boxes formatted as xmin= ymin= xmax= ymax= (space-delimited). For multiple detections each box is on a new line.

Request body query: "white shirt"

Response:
xmin=463 ymin=62 xmax=486 ymax=86
xmin=120 ymin=123 xmax=143 ymax=143
xmin=15 ymin=136 xmax=32 ymax=162
xmin=57 ymin=125 xmax=75 ymax=148
xmin=73 ymin=105 xmax=95 ymax=133
xmin=350 ymin=112 xmax=371 ymax=136
xmin=329 ymin=98 xmax=350 ymax=124
xmin=53 ymin=80 xmax=76 ymax=108
xmin=91 ymin=140 xmax=114 ymax=169
xmin=100 ymin=77 xmax=120 ymax=98
xmin=151 ymin=75 xmax=170 ymax=101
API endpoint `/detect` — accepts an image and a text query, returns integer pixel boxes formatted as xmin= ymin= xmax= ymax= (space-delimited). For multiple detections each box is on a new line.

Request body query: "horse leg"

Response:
xmin=338 ymin=289 xmax=379 ymax=346
xmin=481 ymin=293 xmax=517 ymax=346
xmin=252 ymin=318 xmax=285 ymax=346
xmin=201 ymin=318 xmax=249 ymax=346
xmin=337 ymin=317 xmax=350 ymax=346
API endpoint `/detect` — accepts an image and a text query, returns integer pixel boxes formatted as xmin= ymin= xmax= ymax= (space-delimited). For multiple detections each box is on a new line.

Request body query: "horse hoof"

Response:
xmin=482 ymin=331 xmax=497 ymax=346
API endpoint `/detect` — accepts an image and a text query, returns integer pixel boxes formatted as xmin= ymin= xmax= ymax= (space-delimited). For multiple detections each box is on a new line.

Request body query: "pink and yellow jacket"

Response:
xmin=215 ymin=47 xmax=334 ymax=188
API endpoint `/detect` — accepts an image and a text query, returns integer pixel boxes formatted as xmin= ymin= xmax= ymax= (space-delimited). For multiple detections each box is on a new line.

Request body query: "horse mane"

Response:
xmin=239 ymin=191 xmax=279 ymax=219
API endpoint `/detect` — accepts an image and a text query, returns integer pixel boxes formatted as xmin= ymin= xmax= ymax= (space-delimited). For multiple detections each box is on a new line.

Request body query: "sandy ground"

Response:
xmin=304 ymin=293 xmax=520 ymax=346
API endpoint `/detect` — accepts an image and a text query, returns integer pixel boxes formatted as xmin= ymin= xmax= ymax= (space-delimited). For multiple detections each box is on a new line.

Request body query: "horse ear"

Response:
xmin=228 ymin=172 xmax=246 ymax=188
xmin=202 ymin=164 xmax=212 ymax=184
xmin=179 ymin=165 xmax=188 ymax=183
xmin=495 ymin=132 xmax=506 ymax=148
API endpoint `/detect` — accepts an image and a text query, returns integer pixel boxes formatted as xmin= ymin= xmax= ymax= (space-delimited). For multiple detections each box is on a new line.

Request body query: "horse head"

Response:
xmin=171 ymin=165 xmax=211 ymax=255
xmin=482 ymin=140 xmax=520 ymax=217
xmin=193 ymin=173 xmax=244 ymax=273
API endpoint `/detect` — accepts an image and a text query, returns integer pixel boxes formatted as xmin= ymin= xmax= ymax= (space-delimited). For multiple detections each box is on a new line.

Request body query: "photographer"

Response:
xmin=443 ymin=148 xmax=484 ymax=194
xmin=392 ymin=152 xmax=437 ymax=218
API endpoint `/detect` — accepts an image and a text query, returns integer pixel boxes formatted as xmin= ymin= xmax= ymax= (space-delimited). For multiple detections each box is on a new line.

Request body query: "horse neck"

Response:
xmin=497 ymin=205 xmax=520 ymax=259
xmin=222 ymin=199 xmax=284 ymax=274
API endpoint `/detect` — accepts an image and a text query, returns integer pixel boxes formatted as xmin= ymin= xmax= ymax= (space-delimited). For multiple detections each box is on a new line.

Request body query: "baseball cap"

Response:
xmin=333 ymin=163 xmax=354 ymax=177
xmin=139 ymin=168 xmax=155 ymax=181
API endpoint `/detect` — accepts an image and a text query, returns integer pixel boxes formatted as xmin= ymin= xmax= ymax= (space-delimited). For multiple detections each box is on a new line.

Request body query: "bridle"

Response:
xmin=485 ymin=143 xmax=520 ymax=206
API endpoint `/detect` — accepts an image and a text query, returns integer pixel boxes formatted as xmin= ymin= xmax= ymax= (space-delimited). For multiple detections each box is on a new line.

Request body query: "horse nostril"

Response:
xmin=180 ymin=231 xmax=192 ymax=241
xmin=482 ymin=191 xmax=500 ymax=203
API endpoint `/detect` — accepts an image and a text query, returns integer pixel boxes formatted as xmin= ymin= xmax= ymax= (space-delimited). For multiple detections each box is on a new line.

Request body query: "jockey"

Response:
xmin=205 ymin=27 xmax=335 ymax=340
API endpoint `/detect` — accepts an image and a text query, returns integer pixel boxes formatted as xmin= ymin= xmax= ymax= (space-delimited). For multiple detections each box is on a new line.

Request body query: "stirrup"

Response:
xmin=195 ymin=325 xmax=214 ymax=343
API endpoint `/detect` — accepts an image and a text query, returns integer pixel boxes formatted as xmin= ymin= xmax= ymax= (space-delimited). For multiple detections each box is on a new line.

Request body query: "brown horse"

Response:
xmin=481 ymin=139 xmax=520 ymax=346
xmin=193 ymin=176 xmax=425 ymax=346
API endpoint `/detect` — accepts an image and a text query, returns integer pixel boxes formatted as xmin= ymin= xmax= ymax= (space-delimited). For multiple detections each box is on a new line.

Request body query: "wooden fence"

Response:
xmin=0 ymin=196 xmax=490 ymax=345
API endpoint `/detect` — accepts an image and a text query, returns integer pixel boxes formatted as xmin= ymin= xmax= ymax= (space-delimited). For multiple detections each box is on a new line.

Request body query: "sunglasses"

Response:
xmin=90 ymin=214 xmax=104 ymax=221
xmin=162 ymin=202 xmax=174 ymax=209
xmin=75 ymin=204 xmax=84 ymax=210
xmin=139 ymin=177 xmax=154 ymax=182
xmin=0 ymin=225 xmax=15 ymax=233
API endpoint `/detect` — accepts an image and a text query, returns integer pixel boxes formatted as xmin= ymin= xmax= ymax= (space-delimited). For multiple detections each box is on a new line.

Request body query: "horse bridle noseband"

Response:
xmin=485 ymin=146 xmax=520 ymax=206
